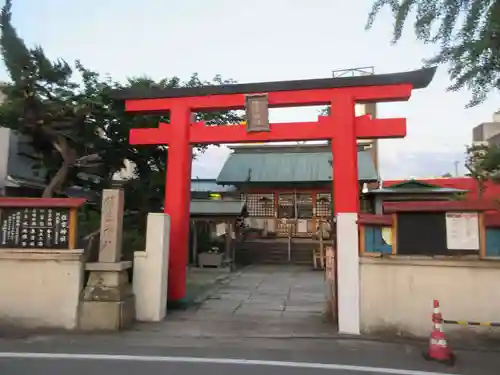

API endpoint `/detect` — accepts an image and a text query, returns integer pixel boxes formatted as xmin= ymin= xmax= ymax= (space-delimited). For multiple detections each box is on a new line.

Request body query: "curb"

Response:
xmin=3 ymin=331 xmax=500 ymax=354
xmin=149 ymin=333 xmax=500 ymax=353
xmin=2 ymin=327 xmax=500 ymax=353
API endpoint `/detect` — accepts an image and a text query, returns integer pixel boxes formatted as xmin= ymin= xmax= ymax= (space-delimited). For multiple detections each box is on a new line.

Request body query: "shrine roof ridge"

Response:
xmin=112 ymin=67 xmax=436 ymax=100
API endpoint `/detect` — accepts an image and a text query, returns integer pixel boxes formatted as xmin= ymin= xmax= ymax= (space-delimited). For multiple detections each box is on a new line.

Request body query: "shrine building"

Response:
xmin=215 ymin=142 xmax=377 ymax=236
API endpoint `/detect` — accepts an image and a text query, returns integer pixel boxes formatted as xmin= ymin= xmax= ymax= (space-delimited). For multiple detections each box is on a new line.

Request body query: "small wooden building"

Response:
xmin=366 ymin=180 xmax=467 ymax=214
xmin=189 ymin=199 xmax=246 ymax=267
xmin=190 ymin=179 xmax=239 ymax=200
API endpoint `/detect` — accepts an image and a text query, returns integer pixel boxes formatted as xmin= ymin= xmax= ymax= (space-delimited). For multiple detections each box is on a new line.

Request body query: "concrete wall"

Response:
xmin=473 ymin=121 xmax=500 ymax=144
xmin=0 ymin=250 xmax=84 ymax=329
xmin=360 ymin=257 xmax=500 ymax=337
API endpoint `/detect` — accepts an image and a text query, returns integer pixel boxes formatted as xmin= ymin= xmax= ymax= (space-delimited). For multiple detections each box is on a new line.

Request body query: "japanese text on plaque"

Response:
xmin=0 ymin=208 xmax=70 ymax=249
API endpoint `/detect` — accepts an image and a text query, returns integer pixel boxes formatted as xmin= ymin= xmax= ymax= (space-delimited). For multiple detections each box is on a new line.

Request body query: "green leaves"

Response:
xmin=366 ymin=0 xmax=500 ymax=107
xmin=0 ymin=0 xmax=241 ymax=248
xmin=465 ymin=142 xmax=500 ymax=198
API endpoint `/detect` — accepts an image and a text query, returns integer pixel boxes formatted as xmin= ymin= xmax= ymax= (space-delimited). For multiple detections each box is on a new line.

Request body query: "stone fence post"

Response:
xmin=79 ymin=188 xmax=135 ymax=330
xmin=133 ymin=213 xmax=170 ymax=322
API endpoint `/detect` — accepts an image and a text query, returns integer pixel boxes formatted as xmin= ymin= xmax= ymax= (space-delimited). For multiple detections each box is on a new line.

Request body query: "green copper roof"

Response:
xmin=191 ymin=179 xmax=236 ymax=193
xmin=190 ymin=199 xmax=245 ymax=217
xmin=386 ymin=180 xmax=439 ymax=189
xmin=216 ymin=149 xmax=377 ymax=184
xmin=369 ymin=180 xmax=467 ymax=195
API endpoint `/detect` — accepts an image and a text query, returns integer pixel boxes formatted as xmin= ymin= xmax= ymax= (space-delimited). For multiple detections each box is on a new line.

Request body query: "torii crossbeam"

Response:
xmin=113 ymin=67 xmax=436 ymax=334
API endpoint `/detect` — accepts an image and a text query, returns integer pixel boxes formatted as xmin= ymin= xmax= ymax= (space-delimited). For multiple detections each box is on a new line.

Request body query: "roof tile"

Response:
xmin=216 ymin=149 xmax=377 ymax=184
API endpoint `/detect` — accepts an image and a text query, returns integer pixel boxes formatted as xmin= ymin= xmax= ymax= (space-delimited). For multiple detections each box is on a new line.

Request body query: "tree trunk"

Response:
xmin=42 ymin=161 xmax=72 ymax=198
xmin=42 ymin=135 xmax=76 ymax=198
xmin=477 ymin=181 xmax=485 ymax=200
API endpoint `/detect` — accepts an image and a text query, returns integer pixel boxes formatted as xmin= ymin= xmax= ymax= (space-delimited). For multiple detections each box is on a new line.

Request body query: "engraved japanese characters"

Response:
xmin=0 ymin=207 xmax=71 ymax=249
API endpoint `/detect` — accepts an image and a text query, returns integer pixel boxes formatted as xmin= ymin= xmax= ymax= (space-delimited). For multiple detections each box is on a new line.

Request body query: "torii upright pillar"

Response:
xmin=164 ymin=105 xmax=192 ymax=304
xmin=331 ymin=94 xmax=361 ymax=333
xmin=115 ymin=67 xmax=436 ymax=334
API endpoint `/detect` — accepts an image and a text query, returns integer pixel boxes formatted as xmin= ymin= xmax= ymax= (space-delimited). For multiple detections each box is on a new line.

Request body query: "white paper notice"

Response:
xmin=325 ymin=246 xmax=335 ymax=281
xmin=297 ymin=219 xmax=308 ymax=233
xmin=445 ymin=212 xmax=480 ymax=250
xmin=215 ymin=223 xmax=227 ymax=237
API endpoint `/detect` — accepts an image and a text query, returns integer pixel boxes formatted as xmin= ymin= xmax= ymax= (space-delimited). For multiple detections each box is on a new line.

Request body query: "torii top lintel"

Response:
xmin=113 ymin=67 xmax=436 ymax=112
xmin=116 ymin=67 xmax=436 ymax=145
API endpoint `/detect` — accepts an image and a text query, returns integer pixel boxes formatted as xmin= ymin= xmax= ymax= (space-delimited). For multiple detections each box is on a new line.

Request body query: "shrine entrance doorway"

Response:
xmin=113 ymin=67 xmax=436 ymax=334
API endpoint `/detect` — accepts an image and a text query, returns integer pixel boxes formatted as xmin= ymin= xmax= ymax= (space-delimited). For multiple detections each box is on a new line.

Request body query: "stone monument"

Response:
xmin=79 ymin=189 xmax=135 ymax=330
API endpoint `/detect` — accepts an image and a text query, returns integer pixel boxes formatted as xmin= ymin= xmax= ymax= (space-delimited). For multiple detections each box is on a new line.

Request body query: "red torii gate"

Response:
xmin=114 ymin=67 xmax=435 ymax=334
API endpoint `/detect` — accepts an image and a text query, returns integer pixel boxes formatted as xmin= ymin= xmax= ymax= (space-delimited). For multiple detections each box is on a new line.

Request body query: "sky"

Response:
xmin=3 ymin=0 xmax=500 ymax=180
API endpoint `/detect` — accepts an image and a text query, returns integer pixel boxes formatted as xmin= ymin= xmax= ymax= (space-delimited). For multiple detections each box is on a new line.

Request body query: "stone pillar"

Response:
xmin=133 ymin=213 xmax=170 ymax=321
xmin=98 ymin=189 xmax=125 ymax=262
xmin=79 ymin=189 xmax=135 ymax=330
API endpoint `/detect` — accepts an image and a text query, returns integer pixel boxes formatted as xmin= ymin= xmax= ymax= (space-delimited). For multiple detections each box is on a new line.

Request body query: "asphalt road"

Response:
xmin=0 ymin=352 xmax=467 ymax=375
xmin=0 ymin=337 xmax=499 ymax=375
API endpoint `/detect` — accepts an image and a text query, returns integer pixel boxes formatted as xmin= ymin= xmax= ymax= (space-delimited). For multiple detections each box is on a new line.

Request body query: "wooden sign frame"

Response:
xmin=245 ymin=93 xmax=269 ymax=132
xmin=0 ymin=198 xmax=86 ymax=250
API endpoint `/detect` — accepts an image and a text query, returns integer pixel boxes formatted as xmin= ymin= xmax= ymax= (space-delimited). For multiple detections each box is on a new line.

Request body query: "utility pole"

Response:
xmin=453 ymin=161 xmax=460 ymax=177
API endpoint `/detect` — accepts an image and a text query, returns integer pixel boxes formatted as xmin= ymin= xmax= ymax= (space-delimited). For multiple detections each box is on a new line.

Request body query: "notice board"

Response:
xmin=396 ymin=211 xmax=480 ymax=255
xmin=397 ymin=212 xmax=447 ymax=255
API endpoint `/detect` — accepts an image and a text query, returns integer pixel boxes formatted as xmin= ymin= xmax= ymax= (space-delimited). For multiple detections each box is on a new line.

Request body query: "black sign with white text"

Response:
xmin=0 ymin=207 xmax=71 ymax=249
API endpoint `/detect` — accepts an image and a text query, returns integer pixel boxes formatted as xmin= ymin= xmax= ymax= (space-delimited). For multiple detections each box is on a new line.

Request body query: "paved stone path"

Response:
xmin=131 ymin=265 xmax=338 ymax=338
xmin=199 ymin=265 xmax=326 ymax=320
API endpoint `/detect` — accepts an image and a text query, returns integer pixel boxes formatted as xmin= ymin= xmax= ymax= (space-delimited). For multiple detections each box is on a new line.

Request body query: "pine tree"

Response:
xmin=0 ymin=0 xmax=243 ymax=257
xmin=0 ymin=0 xmax=103 ymax=197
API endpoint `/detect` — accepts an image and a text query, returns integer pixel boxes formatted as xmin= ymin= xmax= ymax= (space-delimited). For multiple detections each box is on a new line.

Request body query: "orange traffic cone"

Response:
xmin=423 ymin=300 xmax=455 ymax=366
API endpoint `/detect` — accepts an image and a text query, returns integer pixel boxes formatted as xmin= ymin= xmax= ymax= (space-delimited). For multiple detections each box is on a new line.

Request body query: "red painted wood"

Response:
xmin=384 ymin=178 xmax=500 ymax=224
xmin=125 ymin=84 xmax=412 ymax=112
xmin=0 ymin=197 xmax=86 ymax=208
xmin=129 ymin=116 xmax=406 ymax=145
xmin=385 ymin=177 xmax=500 ymax=204
xmin=485 ymin=213 xmax=500 ymax=227
xmin=332 ymin=95 xmax=359 ymax=214
xmin=129 ymin=128 xmax=162 ymax=145
xmin=126 ymin=80 xmax=420 ymax=303
xmin=163 ymin=105 xmax=192 ymax=302
xmin=384 ymin=200 xmax=496 ymax=213
xmin=357 ymin=214 xmax=392 ymax=226
xmin=247 ymin=187 xmax=330 ymax=193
